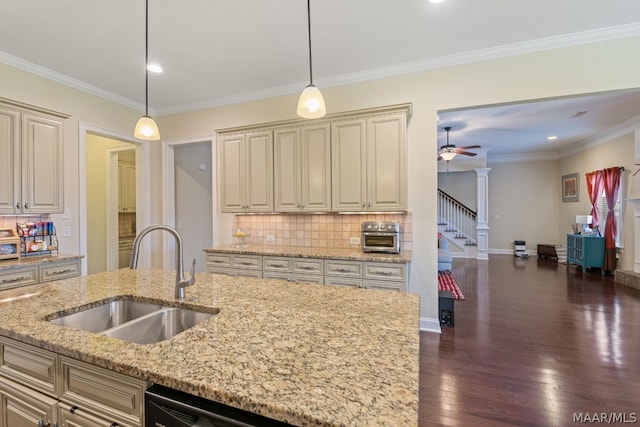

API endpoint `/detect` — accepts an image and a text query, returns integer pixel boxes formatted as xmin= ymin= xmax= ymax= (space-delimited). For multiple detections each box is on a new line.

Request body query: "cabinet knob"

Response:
xmin=38 ymin=420 xmax=50 ymax=427
xmin=16 ymin=203 xmax=20 ymax=209
xmin=24 ymin=203 xmax=29 ymax=209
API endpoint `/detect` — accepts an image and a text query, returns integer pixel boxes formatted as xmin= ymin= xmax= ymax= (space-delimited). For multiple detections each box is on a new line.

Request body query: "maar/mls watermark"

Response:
xmin=573 ymin=412 xmax=637 ymax=424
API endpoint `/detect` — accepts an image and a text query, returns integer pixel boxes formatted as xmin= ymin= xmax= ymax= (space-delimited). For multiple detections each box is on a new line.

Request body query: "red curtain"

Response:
xmin=585 ymin=170 xmax=604 ymax=228
xmin=602 ymin=167 xmax=621 ymax=271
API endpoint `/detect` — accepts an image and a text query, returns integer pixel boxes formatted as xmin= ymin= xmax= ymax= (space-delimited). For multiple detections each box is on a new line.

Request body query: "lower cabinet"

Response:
xmin=0 ymin=337 xmax=147 ymax=427
xmin=0 ymin=379 xmax=58 ymax=427
xmin=0 ymin=258 xmax=81 ymax=291
xmin=206 ymin=251 xmax=409 ymax=291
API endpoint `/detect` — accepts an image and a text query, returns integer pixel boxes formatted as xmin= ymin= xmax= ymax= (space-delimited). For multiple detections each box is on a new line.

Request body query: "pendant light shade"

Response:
xmin=297 ymin=84 xmax=326 ymax=118
xmin=297 ymin=0 xmax=326 ymax=119
xmin=134 ymin=115 xmax=161 ymax=140
xmin=134 ymin=0 xmax=160 ymax=140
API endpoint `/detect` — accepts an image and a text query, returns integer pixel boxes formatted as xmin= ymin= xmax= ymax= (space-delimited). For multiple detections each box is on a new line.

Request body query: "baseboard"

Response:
xmin=420 ymin=317 xmax=442 ymax=333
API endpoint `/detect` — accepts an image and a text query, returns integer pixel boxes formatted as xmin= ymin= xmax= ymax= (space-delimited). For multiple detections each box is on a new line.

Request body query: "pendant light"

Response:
xmin=134 ymin=0 xmax=161 ymax=140
xmin=297 ymin=0 xmax=326 ymax=119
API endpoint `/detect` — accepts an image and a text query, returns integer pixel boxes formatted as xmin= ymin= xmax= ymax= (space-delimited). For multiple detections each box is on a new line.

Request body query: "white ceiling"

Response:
xmin=2 ymin=0 xmax=640 ymax=156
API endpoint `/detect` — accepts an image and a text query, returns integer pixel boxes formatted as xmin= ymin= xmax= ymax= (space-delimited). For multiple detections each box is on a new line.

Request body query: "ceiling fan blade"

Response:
xmin=457 ymin=145 xmax=481 ymax=149
xmin=456 ymin=150 xmax=477 ymax=156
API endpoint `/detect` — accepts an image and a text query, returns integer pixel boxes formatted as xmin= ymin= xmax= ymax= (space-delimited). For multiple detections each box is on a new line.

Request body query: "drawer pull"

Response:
xmin=1 ymin=276 xmax=27 ymax=283
xmin=69 ymin=406 xmax=79 ymax=414
xmin=211 ymin=259 xmax=225 ymax=263
xmin=271 ymin=263 xmax=286 ymax=268
xmin=49 ymin=268 xmax=72 ymax=275
xmin=238 ymin=261 xmax=254 ymax=266
xmin=38 ymin=419 xmax=50 ymax=427
xmin=372 ymin=270 xmax=393 ymax=276
xmin=299 ymin=266 xmax=317 ymax=270
xmin=336 ymin=268 xmax=352 ymax=273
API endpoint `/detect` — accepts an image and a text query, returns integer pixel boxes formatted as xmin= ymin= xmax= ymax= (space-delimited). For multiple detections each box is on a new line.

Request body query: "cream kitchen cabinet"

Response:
xmin=0 ymin=258 xmax=81 ymax=291
xmin=218 ymin=130 xmax=273 ymax=213
xmin=263 ymin=256 xmax=324 ymax=284
xmin=118 ymin=160 xmax=136 ymax=213
xmin=274 ymin=123 xmax=331 ymax=212
xmin=0 ymin=99 xmax=68 ymax=215
xmin=0 ymin=379 xmax=58 ymax=427
xmin=331 ymin=111 xmax=407 ymax=212
xmin=325 ymin=259 xmax=407 ymax=292
xmin=206 ymin=253 xmax=263 ymax=278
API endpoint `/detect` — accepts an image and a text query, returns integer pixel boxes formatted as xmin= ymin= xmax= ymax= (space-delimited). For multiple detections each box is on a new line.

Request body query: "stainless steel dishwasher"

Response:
xmin=145 ymin=384 xmax=294 ymax=426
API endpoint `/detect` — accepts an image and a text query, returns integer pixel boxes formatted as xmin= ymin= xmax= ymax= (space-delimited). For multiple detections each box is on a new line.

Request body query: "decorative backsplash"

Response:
xmin=233 ymin=213 xmax=412 ymax=251
xmin=0 ymin=215 xmax=52 ymax=231
xmin=119 ymin=213 xmax=136 ymax=238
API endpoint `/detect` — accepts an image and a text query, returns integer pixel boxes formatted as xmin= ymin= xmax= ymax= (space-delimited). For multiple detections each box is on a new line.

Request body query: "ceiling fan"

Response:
xmin=437 ymin=126 xmax=481 ymax=162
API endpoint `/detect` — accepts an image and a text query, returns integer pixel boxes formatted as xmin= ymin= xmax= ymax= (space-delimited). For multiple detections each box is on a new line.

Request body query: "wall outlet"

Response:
xmin=62 ymin=208 xmax=71 ymax=219
xmin=350 ymin=237 xmax=360 ymax=245
xmin=266 ymin=235 xmax=275 ymax=242
xmin=62 ymin=226 xmax=71 ymax=238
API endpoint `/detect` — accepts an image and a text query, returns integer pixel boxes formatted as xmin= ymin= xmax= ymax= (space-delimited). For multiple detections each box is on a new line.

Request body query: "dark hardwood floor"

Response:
xmin=419 ymin=255 xmax=640 ymax=427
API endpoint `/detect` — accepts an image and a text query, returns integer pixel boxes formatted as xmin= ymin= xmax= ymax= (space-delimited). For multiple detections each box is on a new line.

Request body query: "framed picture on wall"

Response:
xmin=562 ymin=173 xmax=579 ymax=202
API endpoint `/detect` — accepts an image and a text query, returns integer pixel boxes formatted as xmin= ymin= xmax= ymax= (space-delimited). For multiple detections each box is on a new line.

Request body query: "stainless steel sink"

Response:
xmin=101 ymin=307 xmax=215 ymax=344
xmin=50 ymin=299 xmax=164 ymax=332
xmin=48 ymin=297 xmax=217 ymax=343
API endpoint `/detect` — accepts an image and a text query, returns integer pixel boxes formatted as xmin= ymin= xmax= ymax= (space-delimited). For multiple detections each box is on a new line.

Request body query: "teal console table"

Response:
xmin=566 ymin=234 xmax=604 ymax=273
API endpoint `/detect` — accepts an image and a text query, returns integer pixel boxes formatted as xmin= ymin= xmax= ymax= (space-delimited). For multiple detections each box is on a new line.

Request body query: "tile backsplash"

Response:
xmin=233 ymin=213 xmax=412 ymax=251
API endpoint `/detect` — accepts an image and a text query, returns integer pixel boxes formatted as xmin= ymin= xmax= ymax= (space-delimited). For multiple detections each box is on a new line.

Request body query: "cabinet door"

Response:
xmin=21 ymin=112 xmax=64 ymax=213
xmin=124 ymin=163 xmax=136 ymax=212
xmin=300 ymin=123 xmax=331 ymax=212
xmin=331 ymin=118 xmax=367 ymax=211
xmin=245 ymin=130 xmax=273 ymax=212
xmin=274 ymin=127 xmax=301 ymax=212
xmin=367 ymin=113 xmax=407 ymax=211
xmin=219 ymin=133 xmax=246 ymax=212
xmin=0 ymin=379 xmax=58 ymax=427
xmin=0 ymin=107 xmax=20 ymax=214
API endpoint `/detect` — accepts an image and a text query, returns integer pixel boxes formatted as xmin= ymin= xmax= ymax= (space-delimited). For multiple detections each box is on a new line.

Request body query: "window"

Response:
xmin=599 ymin=174 xmax=623 ymax=247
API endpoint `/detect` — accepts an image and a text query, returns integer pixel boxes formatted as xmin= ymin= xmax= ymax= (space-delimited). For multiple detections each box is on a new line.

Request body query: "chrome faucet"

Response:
xmin=129 ymin=225 xmax=196 ymax=299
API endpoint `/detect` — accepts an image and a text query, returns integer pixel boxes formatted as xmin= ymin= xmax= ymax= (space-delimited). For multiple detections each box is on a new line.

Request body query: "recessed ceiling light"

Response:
xmin=147 ymin=64 xmax=163 ymax=73
xmin=547 ymin=135 xmax=558 ymax=140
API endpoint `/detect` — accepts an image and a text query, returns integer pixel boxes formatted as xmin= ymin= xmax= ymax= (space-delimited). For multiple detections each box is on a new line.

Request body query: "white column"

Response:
xmin=630 ymin=129 xmax=640 ymax=272
xmin=475 ymin=168 xmax=491 ymax=260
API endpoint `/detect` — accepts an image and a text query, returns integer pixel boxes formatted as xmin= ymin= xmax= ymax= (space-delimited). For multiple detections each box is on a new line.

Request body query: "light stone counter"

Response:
xmin=0 ymin=253 xmax=83 ymax=270
xmin=0 ymin=268 xmax=419 ymax=426
xmin=204 ymin=244 xmax=412 ymax=264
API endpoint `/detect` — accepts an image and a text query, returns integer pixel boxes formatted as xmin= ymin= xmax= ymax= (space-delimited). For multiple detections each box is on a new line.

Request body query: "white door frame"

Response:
xmin=79 ymin=122 xmax=151 ymax=275
xmin=161 ymin=135 xmax=223 ymax=270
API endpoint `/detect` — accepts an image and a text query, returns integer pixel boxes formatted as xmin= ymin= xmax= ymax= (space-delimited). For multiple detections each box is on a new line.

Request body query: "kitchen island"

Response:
xmin=0 ymin=268 xmax=419 ymax=426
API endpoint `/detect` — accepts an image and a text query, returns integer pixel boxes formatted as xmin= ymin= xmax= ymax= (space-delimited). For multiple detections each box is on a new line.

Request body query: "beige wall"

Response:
xmin=2 ymin=35 xmax=640 ymax=327
xmin=438 ymin=171 xmax=477 ymax=211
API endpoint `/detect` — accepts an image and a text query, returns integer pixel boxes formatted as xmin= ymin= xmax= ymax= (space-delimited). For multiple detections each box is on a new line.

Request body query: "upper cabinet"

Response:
xmin=217 ymin=104 xmax=410 ymax=214
xmin=219 ymin=130 xmax=274 ymax=213
xmin=0 ymin=99 xmax=68 ymax=215
xmin=332 ymin=111 xmax=407 ymax=212
xmin=274 ymin=123 xmax=331 ymax=212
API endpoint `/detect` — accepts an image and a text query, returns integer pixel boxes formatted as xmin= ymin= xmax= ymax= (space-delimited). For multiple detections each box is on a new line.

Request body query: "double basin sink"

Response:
xmin=49 ymin=297 xmax=217 ymax=344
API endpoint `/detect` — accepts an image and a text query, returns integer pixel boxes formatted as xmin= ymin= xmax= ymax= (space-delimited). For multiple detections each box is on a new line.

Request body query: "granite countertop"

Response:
xmin=204 ymin=244 xmax=412 ymax=264
xmin=0 ymin=269 xmax=419 ymax=426
xmin=0 ymin=254 xmax=83 ymax=270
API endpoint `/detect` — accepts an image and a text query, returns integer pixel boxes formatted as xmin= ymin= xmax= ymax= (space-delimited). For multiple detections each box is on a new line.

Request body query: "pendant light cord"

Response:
xmin=144 ymin=0 xmax=149 ymax=116
xmin=306 ymin=0 xmax=313 ymax=85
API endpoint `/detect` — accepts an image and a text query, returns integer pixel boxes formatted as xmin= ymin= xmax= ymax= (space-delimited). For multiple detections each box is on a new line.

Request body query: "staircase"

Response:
xmin=438 ymin=189 xmax=477 ymax=258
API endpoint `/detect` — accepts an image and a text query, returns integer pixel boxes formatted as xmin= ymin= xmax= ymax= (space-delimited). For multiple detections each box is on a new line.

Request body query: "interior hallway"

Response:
xmin=419 ymin=255 xmax=640 ymax=426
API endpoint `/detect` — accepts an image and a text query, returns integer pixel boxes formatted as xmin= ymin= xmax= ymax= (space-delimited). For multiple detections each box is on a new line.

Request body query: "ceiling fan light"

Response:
xmin=134 ymin=115 xmax=161 ymax=140
xmin=297 ymin=84 xmax=326 ymax=118
xmin=440 ymin=151 xmax=456 ymax=161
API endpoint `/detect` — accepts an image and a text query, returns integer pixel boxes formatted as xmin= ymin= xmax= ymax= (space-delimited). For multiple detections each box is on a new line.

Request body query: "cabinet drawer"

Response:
xmin=325 ymin=276 xmax=363 ymax=288
xmin=325 ymin=260 xmax=363 ymax=277
xmin=364 ymin=262 xmax=406 ymax=282
xmin=39 ymin=260 xmax=81 ymax=283
xmin=0 ymin=265 xmax=39 ymax=290
xmin=293 ymin=274 xmax=324 ymax=285
xmin=60 ymin=356 xmax=147 ymax=425
xmin=232 ymin=255 xmax=262 ymax=270
xmin=366 ymin=280 xmax=405 ymax=292
xmin=58 ymin=402 xmax=138 ymax=427
xmin=0 ymin=337 xmax=58 ymax=397
xmin=292 ymin=258 xmax=323 ymax=274
xmin=213 ymin=268 xmax=263 ymax=279
xmin=263 ymin=271 xmax=291 ymax=281
xmin=206 ymin=253 xmax=232 ymax=268
xmin=263 ymin=256 xmax=292 ymax=272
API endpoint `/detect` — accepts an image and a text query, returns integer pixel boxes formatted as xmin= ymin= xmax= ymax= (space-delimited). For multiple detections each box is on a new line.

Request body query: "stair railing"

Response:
xmin=438 ymin=189 xmax=477 ymax=245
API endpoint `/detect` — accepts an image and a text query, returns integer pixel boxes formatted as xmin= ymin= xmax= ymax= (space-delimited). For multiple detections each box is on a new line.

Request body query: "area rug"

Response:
xmin=438 ymin=271 xmax=465 ymax=300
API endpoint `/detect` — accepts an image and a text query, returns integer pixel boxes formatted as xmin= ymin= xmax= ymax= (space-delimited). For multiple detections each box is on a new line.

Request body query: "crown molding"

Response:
xmin=2 ymin=23 xmax=640 ymax=116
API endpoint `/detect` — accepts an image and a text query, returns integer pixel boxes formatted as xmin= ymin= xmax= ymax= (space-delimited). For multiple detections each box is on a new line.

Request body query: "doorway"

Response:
xmin=173 ymin=142 xmax=213 ymax=272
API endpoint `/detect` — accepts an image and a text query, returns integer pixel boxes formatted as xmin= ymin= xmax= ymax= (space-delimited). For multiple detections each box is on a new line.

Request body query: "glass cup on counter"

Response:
xmin=232 ymin=228 xmax=250 ymax=247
